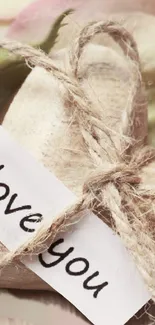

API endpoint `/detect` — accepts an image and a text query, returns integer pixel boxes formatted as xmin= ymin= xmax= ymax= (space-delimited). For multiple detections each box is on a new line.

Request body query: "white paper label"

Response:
xmin=0 ymin=126 xmax=150 ymax=325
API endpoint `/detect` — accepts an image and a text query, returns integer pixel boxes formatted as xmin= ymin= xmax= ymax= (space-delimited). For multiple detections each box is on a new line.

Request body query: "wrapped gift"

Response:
xmin=0 ymin=20 xmax=154 ymax=325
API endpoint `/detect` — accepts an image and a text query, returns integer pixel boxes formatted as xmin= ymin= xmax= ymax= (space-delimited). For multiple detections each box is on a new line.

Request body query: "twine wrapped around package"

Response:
xmin=0 ymin=21 xmax=155 ymax=302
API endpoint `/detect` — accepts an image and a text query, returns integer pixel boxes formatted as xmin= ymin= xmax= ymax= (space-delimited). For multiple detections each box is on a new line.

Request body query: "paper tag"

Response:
xmin=0 ymin=126 xmax=150 ymax=325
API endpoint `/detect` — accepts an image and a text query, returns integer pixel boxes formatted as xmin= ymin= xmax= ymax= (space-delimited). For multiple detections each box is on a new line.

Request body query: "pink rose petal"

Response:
xmin=6 ymin=0 xmax=82 ymax=44
xmin=6 ymin=0 xmax=113 ymax=44
xmin=7 ymin=0 xmax=155 ymax=46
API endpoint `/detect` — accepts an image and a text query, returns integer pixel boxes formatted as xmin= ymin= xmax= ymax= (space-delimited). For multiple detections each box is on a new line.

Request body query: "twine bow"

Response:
xmin=0 ymin=21 xmax=155 ymax=300
xmin=84 ymin=164 xmax=141 ymax=191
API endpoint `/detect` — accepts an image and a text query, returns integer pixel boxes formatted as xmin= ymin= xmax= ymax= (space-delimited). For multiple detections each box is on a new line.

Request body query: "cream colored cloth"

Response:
xmin=1 ymin=42 xmax=136 ymax=289
xmin=0 ymin=40 xmax=147 ymax=286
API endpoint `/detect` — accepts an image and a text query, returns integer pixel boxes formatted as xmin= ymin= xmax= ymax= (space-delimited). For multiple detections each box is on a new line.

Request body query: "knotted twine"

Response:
xmin=0 ymin=21 xmax=155 ymax=300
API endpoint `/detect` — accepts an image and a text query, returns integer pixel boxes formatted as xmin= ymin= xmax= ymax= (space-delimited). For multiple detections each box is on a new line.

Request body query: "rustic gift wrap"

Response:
xmin=0 ymin=21 xmax=155 ymax=324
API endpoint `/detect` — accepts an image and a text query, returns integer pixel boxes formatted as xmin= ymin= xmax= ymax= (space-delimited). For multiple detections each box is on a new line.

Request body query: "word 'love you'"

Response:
xmin=0 ymin=163 xmax=108 ymax=299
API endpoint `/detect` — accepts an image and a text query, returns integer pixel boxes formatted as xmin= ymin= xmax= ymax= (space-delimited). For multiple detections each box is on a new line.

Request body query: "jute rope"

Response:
xmin=0 ymin=21 xmax=155 ymax=300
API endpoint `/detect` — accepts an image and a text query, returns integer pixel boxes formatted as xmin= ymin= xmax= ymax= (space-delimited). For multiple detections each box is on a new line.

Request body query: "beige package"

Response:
xmin=1 ymin=40 xmax=140 ymax=289
xmin=0 ymin=21 xmax=154 ymax=324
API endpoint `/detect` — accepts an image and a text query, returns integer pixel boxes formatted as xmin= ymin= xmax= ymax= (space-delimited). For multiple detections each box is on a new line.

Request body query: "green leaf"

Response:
xmin=38 ymin=8 xmax=74 ymax=53
xmin=0 ymin=60 xmax=30 ymax=120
